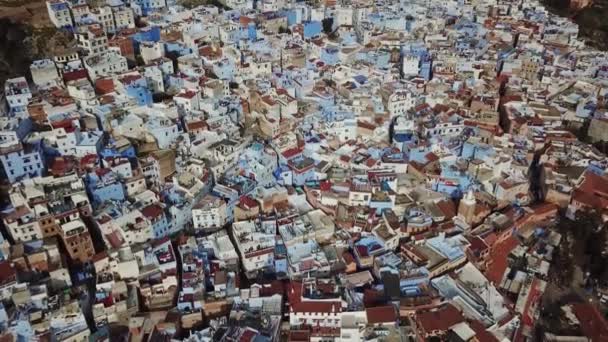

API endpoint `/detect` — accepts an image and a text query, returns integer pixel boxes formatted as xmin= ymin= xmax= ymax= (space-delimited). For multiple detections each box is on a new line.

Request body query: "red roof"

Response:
xmin=520 ymin=278 xmax=544 ymax=328
xmin=467 ymin=235 xmax=489 ymax=255
xmin=339 ymin=155 xmax=351 ymax=163
xmin=485 ymin=235 xmax=519 ymax=284
xmin=141 ymin=204 xmax=163 ymax=219
xmin=436 ymin=199 xmax=456 ymax=219
xmin=572 ymin=302 xmax=608 ymax=341
xmin=51 ymin=119 xmax=77 ymax=133
xmin=291 ymin=301 xmax=341 ymax=314
xmin=239 ymin=16 xmax=253 ymax=27
xmin=288 ymin=330 xmax=310 ymax=342
xmin=81 ymin=154 xmax=98 ymax=167
xmin=0 ymin=262 xmax=15 ymax=286
xmin=176 ymin=90 xmax=197 ymax=99
xmin=363 ymin=288 xmax=384 ymax=308
xmin=95 ymin=78 xmax=115 ymax=95
xmin=258 ymin=280 xmax=285 ymax=297
xmin=239 ymin=330 xmax=257 ymax=342
xmin=287 ymin=281 xmax=303 ymax=305
xmin=425 ymin=152 xmax=439 ymax=162
xmin=63 ymin=69 xmax=88 ymax=82
xmin=356 ymin=245 xmax=369 ymax=257
xmin=416 ymin=304 xmax=464 ymax=333
xmin=105 ymin=231 xmax=124 ymax=249
xmin=366 ymin=306 xmax=397 ymax=324
xmin=572 ymin=171 xmax=608 ymax=210
xmin=282 ymin=147 xmax=302 ymax=159
xmin=319 ymin=180 xmax=332 ymax=191
xmin=187 ymin=120 xmax=207 ymax=131
xmin=119 ymin=74 xmax=142 ymax=85
xmin=50 ymin=156 xmax=76 ymax=176
xmin=238 ymin=195 xmax=259 ymax=209
xmin=468 ymin=320 xmax=499 ymax=342
xmin=342 ymin=251 xmax=355 ymax=264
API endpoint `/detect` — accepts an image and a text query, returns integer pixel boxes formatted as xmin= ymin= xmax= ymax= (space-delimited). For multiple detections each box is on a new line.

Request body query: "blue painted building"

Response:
xmin=460 ymin=140 xmax=496 ymax=160
xmin=124 ymin=82 xmax=153 ymax=106
xmin=86 ymin=171 xmax=126 ymax=205
xmin=248 ymin=23 xmax=257 ymax=41
xmin=100 ymin=140 xmax=137 ymax=160
xmin=132 ymin=0 xmax=166 ymax=16
xmin=131 ymin=26 xmax=162 ymax=52
xmin=303 ymin=21 xmax=322 ymax=39
xmin=212 ymin=60 xmax=236 ymax=80
xmin=320 ymin=46 xmax=340 ymax=66
xmin=141 ymin=204 xmax=170 ymax=238
xmin=165 ymin=41 xmax=192 ymax=57
xmin=286 ymin=10 xmax=299 ymax=26
xmin=0 ymin=136 xmax=44 ymax=184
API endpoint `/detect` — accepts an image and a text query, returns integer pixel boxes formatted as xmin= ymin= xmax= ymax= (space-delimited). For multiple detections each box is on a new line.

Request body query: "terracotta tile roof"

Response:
xmin=291 ymin=301 xmax=341 ymax=314
xmin=416 ymin=304 xmax=464 ymax=333
xmin=366 ymin=305 xmax=397 ymax=324
xmin=0 ymin=261 xmax=16 ymax=286
xmin=485 ymin=235 xmax=519 ymax=284
xmin=572 ymin=302 xmax=608 ymax=342
xmin=467 ymin=235 xmax=489 ymax=254
xmin=288 ymin=330 xmax=310 ymax=342
xmin=468 ymin=320 xmax=499 ymax=342
xmin=572 ymin=171 xmax=608 ymax=210
xmin=282 ymin=147 xmax=302 ymax=159
xmin=141 ymin=204 xmax=163 ymax=219
xmin=436 ymin=199 xmax=456 ymax=219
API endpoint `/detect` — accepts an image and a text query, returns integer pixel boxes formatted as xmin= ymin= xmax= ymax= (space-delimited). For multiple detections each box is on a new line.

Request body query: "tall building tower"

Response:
xmin=458 ymin=190 xmax=477 ymax=225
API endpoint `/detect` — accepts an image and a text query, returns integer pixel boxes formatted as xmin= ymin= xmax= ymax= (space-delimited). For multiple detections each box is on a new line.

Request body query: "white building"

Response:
xmin=173 ymin=91 xmax=200 ymax=113
xmin=92 ymin=6 xmax=116 ymax=34
xmin=192 ymin=194 xmax=228 ymax=231
xmin=76 ymin=24 xmax=108 ymax=56
xmin=113 ymin=210 xmax=154 ymax=245
xmin=129 ymin=0 xmax=167 ymax=13
xmin=30 ymin=59 xmax=61 ymax=89
xmin=231 ymin=220 xmax=276 ymax=277
xmin=402 ymin=54 xmax=420 ymax=77
xmin=424 ymin=122 xmax=465 ymax=138
xmin=289 ymin=299 xmax=342 ymax=329
xmin=386 ymin=90 xmax=416 ymax=118
xmin=0 ymin=131 xmax=44 ymax=183
xmin=140 ymin=41 xmax=164 ymax=64
xmin=112 ymin=5 xmax=135 ymax=31
xmin=46 ymin=0 xmax=73 ymax=28
xmin=83 ymin=52 xmax=128 ymax=81
xmin=147 ymin=117 xmax=180 ymax=149
xmin=4 ymin=77 xmax=32 ymax=117
xmin=2 ymin=204 xmax=43 ymax=243
xmin=143 ymin=65 xmax=165 ymax=93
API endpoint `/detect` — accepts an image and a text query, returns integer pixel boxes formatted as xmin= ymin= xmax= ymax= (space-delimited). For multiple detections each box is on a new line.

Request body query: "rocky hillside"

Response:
xmin=0 ymin=0 xmax=75 ymax=85
xmin=0 ymin=19 xmax=36 ymax=86
xmin=543 ymin=0 xmax=608 ymax=50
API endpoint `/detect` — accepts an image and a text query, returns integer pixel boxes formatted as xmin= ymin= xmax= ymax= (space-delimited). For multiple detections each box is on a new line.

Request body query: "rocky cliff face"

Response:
xmin=0 ymin=19 xmax=35 ymax=85
xmin=0 ymin=0 xmax=74 ymax=85
xmin=543 ymin=0 xmax=608 ymax=50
